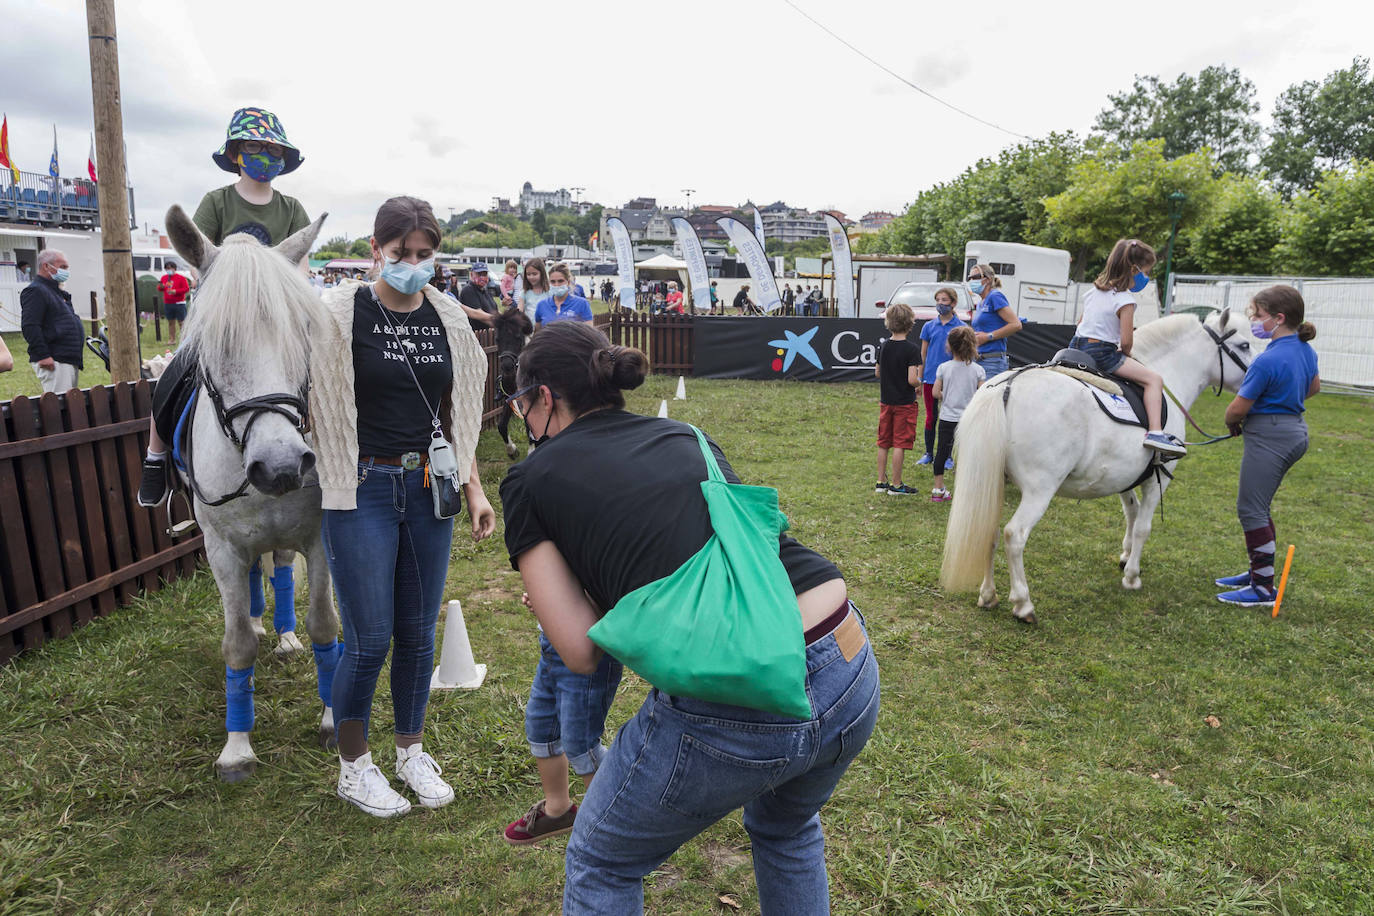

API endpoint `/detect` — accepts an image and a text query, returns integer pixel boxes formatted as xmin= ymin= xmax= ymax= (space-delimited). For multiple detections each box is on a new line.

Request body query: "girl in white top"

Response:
xmin=519 ymin=257 xmax=551 ymax=323
xmin=1069 ymin=239 xmax=1185 ymax=457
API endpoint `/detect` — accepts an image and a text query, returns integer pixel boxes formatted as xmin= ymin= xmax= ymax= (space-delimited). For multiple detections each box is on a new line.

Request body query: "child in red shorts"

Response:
xmin=875 ymin=302 xmax=922 ymax=495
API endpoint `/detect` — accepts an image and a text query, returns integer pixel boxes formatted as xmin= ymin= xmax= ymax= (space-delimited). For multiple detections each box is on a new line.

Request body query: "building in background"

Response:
xmin=758 ymin=201 xmax=827 ymax=243
xmin=859 ymin=211 xmax=896 ymax=233
xmin=519 ymin=181 xmax=572 ymax=213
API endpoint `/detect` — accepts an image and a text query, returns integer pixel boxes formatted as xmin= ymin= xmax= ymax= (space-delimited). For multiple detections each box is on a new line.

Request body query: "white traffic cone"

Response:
xmin=431 ymin=600 xmax=487 ymax=691
xmin=657 ymin=399 xmax=669 ymax=418
xmin=674 ymin=376 xmax=687 ymax=400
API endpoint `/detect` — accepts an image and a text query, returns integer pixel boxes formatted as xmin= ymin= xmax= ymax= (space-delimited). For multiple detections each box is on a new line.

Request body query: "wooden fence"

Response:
xmin=0 ymin=380 xmax=202 ymax=663
xmin=607 ymin=311 xmax=695 ymax=375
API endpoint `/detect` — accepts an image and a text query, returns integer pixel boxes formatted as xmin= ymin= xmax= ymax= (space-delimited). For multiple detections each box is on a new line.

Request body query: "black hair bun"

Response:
xmin=608 ymin=346 xmax=648 ymax=390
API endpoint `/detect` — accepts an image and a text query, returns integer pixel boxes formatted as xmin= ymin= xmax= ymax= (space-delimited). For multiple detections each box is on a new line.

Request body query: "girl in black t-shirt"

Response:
xmin=499 ymin=322 xmax=880 ymax=913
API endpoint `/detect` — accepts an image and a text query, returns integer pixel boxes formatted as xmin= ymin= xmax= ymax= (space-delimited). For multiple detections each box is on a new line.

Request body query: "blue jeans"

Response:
xmin=976 ymin=353 xmax=1009 ymax=377
xmin=322 ymin=462 xmax=454 ymax=736
xmin=526 ymin=632 xmax=624 ymax=775
xmin=564 ymin=606 xmax=881 ymax=915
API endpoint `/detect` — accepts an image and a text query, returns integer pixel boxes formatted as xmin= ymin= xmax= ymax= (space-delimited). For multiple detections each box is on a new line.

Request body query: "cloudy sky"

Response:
xmin=3 ymin=0 xmax=1369 ymax=240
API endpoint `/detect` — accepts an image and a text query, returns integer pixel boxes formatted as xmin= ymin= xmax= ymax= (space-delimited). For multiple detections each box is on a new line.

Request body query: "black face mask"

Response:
xmin=526 ymin=402 xmax=555 ymax=448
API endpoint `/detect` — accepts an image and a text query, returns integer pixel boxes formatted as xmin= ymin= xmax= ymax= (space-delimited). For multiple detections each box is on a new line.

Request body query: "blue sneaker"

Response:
xmin=944 ymin=458 xmax=955 ymax=471
xmin=1214 ymin=572 xmax=1252 ymax=587
xmin=1217 ymin=585 xmax=1275 ymax=607
xmin=915 ymin=453 xmax=933 ymax=466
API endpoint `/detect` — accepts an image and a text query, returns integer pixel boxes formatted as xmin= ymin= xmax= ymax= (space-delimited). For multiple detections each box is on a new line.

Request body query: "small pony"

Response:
xmin=493 ymin=305 xmax=533 ymax=458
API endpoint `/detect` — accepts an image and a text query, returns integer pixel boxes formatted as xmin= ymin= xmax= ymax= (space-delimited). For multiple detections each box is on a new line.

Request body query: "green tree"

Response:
xmin=1092 ymin=65 xmax=1260 ymax=174
xmin=1277 ymin=159 xmax=1374 ymax=276
xmin=1182 ymin=175 xmax=1283 ymax=275
xmin=530 ymin=209 xmax=548 ymax=242
xmin=347 ymin=238 xmax=372 ymax=259
xmin=1042 ymin=140 xmax=1222 ymax=278
xmin=1262 ymin=57 xmax=1374 ymax=196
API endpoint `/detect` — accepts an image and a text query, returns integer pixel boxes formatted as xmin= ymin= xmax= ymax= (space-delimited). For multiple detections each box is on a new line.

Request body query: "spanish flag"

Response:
xmin=0 ymin=114 xmax=19 ymax=184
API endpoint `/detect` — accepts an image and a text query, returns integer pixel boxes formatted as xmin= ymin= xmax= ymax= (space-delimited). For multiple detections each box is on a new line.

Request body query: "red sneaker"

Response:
xmin=503 ymin=799 xmax=578 ymax=846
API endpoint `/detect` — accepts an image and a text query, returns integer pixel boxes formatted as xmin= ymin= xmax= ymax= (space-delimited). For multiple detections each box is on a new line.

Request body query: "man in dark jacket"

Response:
xmin=455 ymin=261 xmax=499 ymax=327
xmin=20 ymin=249 xmax=85 ymax=393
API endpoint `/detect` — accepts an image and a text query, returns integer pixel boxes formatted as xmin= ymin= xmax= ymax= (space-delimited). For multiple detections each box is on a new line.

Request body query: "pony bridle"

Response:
xmin=1203 ymin=324 xmax=1251 ymax=396
xmin=201 ymin=370 xmax=308 ymax=449
xmin=187 ymin=370 xmax=310 ymax=507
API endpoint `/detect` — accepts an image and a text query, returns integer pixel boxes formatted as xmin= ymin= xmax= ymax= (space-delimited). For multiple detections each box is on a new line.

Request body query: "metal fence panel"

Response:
xmin=1167 ymin=274 xmax=1374 ymax=394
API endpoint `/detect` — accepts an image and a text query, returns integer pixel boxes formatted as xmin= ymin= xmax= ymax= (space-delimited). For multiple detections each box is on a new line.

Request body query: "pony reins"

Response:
xmin=1164 ymin=323 xmax=1252 ymax=447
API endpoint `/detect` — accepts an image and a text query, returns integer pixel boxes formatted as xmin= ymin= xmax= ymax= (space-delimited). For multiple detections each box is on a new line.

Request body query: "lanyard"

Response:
xmin=370 ymin=285 xmax=442 ymax=440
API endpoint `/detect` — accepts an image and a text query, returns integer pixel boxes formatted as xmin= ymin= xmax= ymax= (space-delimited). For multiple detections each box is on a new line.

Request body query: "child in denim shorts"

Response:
xmin=504 ymin=629 xmax=623 ymax=845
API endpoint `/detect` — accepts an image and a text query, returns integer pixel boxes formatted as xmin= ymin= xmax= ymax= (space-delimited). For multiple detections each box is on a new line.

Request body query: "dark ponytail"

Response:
xmin=517 ymin=322 xmax=648 ymax=415
xmin=1251 ymin=285 xmax=1316 ymax=342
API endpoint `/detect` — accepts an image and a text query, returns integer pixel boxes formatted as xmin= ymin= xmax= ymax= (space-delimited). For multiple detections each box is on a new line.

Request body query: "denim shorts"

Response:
xmin=1068 ymin=336 xmax=1126 ymax=373
xmin=525 ymin=632 xmax=624 ymax=776
xmin=976 ymin=353 xmax=1009 ymax=378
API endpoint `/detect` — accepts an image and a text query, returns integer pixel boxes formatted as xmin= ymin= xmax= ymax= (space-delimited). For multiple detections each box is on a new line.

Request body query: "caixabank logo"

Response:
xmin=767 ymin=326 xmax=823 ymax=372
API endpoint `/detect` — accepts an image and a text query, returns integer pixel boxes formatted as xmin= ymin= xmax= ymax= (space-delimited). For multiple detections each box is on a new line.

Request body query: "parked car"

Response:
xmin=875 ymin=281 xmax=974 ymax=322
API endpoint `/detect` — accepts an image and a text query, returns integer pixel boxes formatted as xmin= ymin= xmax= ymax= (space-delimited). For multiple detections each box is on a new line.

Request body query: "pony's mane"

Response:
xmin=1131 ymin=312 xmax=1203 ymax=363
xmin=181 ymin=235 xmax=324 ymax=382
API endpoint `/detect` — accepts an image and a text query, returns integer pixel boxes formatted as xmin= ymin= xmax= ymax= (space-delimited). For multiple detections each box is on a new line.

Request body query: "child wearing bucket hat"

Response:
xmin=138 ymin=106 xmax=312 ymax=509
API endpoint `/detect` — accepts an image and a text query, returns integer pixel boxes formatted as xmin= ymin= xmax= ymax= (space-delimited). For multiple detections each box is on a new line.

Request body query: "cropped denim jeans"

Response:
xmin=322 ymin=462 xmax=453 ymax=736
xmin=563 ymin=605 xmax=881 ymax=915
xmin=526 ymin=632 xmax=624 ymax=776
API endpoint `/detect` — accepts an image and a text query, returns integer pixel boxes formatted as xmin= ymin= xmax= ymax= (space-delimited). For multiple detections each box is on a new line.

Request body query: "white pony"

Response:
xmin=165 ymin=205 xmax=340 ymax=781
xmin=940 ymin=309 xmax=1256 ymax=623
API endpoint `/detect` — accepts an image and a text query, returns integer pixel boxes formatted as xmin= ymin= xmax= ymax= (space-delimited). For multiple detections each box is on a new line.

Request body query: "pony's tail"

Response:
xmin=940 ymin=385 xmax=1008 ymax=591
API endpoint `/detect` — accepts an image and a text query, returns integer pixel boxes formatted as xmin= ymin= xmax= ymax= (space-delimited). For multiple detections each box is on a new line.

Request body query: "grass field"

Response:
xmin=2 ymin=374 xmax=1371 ymax=914
xmin=1 ymin=325 xmax=174 ymax=402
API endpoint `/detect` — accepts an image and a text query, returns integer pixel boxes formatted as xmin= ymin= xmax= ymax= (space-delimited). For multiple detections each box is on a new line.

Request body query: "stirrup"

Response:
xmin=166 ymin=487 xmax=199 ymax=538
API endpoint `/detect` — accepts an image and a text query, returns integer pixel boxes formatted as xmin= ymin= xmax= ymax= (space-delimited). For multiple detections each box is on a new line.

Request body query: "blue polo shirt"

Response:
xmin=971 ymin=289 xmax=1011 ymax=354
xmin=918 ymin=314 xmax=966 ymax=384
xmin=534 ymin=294 xmax=593 ymax=326
xmin=1237 ymin=334 xmax=1319 ymax=415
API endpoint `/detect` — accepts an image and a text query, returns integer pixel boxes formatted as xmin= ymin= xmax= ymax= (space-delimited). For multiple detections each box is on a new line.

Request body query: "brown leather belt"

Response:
xmin=361 ymin=452 xmax=424 ymax=468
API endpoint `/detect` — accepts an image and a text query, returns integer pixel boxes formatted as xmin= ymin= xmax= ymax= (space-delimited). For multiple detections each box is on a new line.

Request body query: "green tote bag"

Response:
xmin=587 ymin=426 xmax=812 ymax=719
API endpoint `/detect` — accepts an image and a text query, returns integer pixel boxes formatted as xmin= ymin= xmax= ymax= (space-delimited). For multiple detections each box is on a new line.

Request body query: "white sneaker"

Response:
xmin=337 ymin=752 xmax=411 ymax=818
xmin=396 ymin=744 xmax=455 ymax=809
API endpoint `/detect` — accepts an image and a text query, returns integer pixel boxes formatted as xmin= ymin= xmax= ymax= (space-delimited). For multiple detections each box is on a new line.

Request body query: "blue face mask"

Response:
xmin=53 ymin=268 xmax=70 ymax=283
xmin=967 ymin=279 xmax=984 ymax=298
xmin=936 ymin=304 xmax=953 ymax=316
xmin=380 ymin=257 xmax=434 ymax=296
xmin=237 ymin=151 xmax=285 ymax=183
xmin=550 ymin=284 xmax=570 ymax=298
xmin=1130 ymin=270 xmax=1150 ymax=293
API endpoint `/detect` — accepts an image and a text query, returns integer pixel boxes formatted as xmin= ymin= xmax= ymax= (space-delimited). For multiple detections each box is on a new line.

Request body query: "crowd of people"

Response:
xmin=8 ymin=103 xmax=1325 ymax=913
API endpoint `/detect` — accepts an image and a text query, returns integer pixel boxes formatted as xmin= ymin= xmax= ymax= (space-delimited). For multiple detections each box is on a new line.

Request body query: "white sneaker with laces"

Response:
xmin=337 ymin=752 xmax=411 ymax=818
xmin=396 ymin=744 xmax=455 ymax=809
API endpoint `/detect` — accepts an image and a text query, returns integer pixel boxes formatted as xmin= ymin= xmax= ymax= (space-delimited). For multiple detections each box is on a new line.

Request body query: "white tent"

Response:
xmin=633 ymin=253 xmax=690 ymax=306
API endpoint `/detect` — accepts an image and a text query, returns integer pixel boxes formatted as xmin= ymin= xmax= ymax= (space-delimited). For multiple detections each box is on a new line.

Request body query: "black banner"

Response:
xmin=692 ymin=317 xmax=1078 ymax=382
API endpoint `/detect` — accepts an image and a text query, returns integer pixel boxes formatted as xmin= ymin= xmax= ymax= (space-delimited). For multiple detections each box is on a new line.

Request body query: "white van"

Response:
xmin=963 ymin=240 xmax=1162 ymax=326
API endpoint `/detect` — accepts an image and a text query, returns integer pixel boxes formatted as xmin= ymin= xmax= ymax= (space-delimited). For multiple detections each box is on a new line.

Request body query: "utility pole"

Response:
xmin=86 ymin=0 xmax=139 ymax=382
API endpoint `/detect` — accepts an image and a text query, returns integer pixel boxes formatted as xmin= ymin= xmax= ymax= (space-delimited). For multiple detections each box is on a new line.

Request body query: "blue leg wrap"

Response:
xmin=269 ymin=564 xmax=296 ymax=635
xmin=312 ymin=639 xmax=344 ymax=706
xmin=248 ymin=558 xmax=265 ymax=619
xmin=225 ymin=665 xmax=255 ymax=732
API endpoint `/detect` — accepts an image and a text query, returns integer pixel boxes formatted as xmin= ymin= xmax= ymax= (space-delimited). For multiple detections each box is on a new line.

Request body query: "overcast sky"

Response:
xmin=2 ymin=0 xmax=1370 ymax=240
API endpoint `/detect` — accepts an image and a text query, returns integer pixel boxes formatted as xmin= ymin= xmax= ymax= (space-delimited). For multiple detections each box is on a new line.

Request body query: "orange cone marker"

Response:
xmin=1271 ymin=544 xmax=1295 ymax=618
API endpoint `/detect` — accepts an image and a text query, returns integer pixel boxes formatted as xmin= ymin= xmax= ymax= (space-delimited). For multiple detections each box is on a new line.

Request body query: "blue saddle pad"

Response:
xmin=171 ymin=388 xmax=197 ymax=473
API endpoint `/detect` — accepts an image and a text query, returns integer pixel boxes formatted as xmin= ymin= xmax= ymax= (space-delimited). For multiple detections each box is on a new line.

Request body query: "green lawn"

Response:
xmin=1 ymin=325 xmax=175 ymax=401
xmin=2 ymin=376 xmax=1371 ymax=914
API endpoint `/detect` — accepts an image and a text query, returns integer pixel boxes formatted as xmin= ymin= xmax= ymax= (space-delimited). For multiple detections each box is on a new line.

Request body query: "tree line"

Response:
xmin=313 ymin=205 xmax=605 ymax=261
xmin=857 ymin=58 xmax=1374 ymax=279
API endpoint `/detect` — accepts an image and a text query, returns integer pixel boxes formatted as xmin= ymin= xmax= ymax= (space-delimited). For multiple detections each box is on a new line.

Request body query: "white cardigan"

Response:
xmin=311 ymin=280 xmax=487 ymax=510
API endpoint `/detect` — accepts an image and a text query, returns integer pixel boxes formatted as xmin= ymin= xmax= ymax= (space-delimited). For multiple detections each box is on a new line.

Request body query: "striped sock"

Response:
xmin=1244 ymin=524 xmax=1276 ymax=595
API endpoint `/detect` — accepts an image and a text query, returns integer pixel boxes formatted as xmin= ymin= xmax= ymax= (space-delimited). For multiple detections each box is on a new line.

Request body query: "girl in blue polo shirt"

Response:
xmin=1216 ymin=286 xmax=1320 ymax=607
xmin=967 ymin=264 xmax=1021 ymax=378
xmin=534 ymin=263 xmax=594 ymax=327
xmin=917 ymin=286 xmax=964 ymax=466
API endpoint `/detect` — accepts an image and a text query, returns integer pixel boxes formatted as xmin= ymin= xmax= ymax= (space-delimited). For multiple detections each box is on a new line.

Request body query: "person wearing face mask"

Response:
xmin=456 ymin=262 xmax=500 ymax=327
xmin=966 ymin=264 xmax=1021 ymax=378
xmin=310 ymin=196 xmax=496 ymax=817
xmin=1068 ymin=238 xmax=1185 ymax=458
xmin=1215 ymin=286 xmax=1319 ymax=608
xmin=916 ymin=287 xmax=966 ymax=468
xmin=157 ymin=260 xmax=192 ymax=346
xmin=533 ymin=264 xmax=593 ymax=328
xmin=20 ymin=249 xmax=84 ymax=393
xmin=139 ymin=106 xmax=311 ymax=507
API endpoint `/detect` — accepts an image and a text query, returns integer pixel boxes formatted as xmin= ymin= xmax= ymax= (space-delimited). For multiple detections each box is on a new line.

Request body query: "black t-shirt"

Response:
xmin=732 ymin=289 xmax=750 ymax=309
xmin=458 ymin=281 xmax=498 ymax=317
xmin=878 ymin=336 xmax=921 ymax=405
xmin=500 ymin=411 xmax=841 ymax=613
xmin=351 ymin=286 xmax=453 ymax=455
